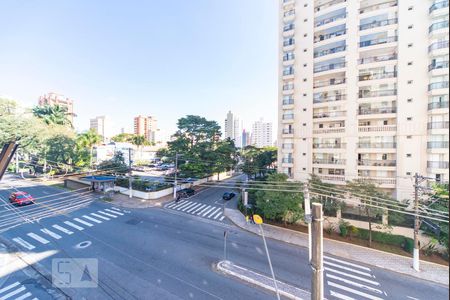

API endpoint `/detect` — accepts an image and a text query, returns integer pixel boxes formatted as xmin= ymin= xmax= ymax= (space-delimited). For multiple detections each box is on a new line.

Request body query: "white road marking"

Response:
xmin=185 ymin=203 xmax=203 ymax=213
xmin=330 ymin=290 xmax=356 ymax=300
xmin=0 ymin=282 xmax=19 ymax=294
xmin=326 ymin=274 xmax=383 ymax=294
xmin=105 ymin=209 xmax=124 ymax=215
xmin=12 ymin=238 xmax=35 ymax=250
xmin=176 ymin=201 xmax=194 ymax=211
xmin=168 ymin=200 xmax=187 ymax=209
xmin=407 ymin=297 xmax=420 ymax=300
xmin=324 ymin=261 xmax=373 ymax=277
xmin=90 ymin=213 xmax=110 ymax=221
xmin=196 ymin=205 xmax=212 ymax=215
xmin=191 ymin=204 xmax=207 ymax=214
xmin=15 ymin=292 xmax=33 ymax=300
xmin=64 ymin=221 xmax=84 ymax=231
xmin=180 ymin=202 xmax=197 ymax=211
xmin=206 ymin=207 xmax=221 ymax=218
xmin=328 ymin=281 xmax=383 ymax=300
xmin=110 ymin=207 xmax=122 ymax=211
xmin=201 ymin=206 xmax=216 ymax=217
xmin=219 ymin=216 xmax=225 ymax=221
xmin=325 ymin=256 xmax=371 ymax=271
xmin=27 ymin=233 xmax=50 ymax=244
xmin=1 ymin=285 xmax=26 ymax=299
xmin=41 ymin=228 xmax=62 ymax=239
xmin=98 ymin=211 xmax=117 ymax=218
xmin=52 ymin=224 xmax=74 ymax=235
xmin=74 ymin=218 xmax=93 ymax=227
xmin=325 ymin=267 xmax=380 ymax=285
xmin=83 ymin=215 xmax=102 ymax=223
xmin=213 ymin=211 xmax=223 ymax=219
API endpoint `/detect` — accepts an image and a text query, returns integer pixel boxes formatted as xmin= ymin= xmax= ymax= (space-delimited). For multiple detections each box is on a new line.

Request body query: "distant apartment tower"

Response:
xmin=134 ymin=115 xmax=159 ymax=143
xmin=224 ymin=111 xmax=243 ymax=147
xmin=38 ymin=92 xmax=75 ymax=124
xmin=278 ymin=0 xmax=449 ymax=199
xmin=90 ymin=116 xmax=111 ymax=143
xmin=242 ymin=129 xmax=251 ymax=148
xmin=251 ymin=119 xmax=273 ymax=148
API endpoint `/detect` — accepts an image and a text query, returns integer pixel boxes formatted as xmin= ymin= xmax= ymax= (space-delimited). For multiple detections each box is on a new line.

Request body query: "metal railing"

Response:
xmin=359 ymin=18 xmax=398 ymax=31
xmin=315 ymin=13 xmax=347 ymax=27
xmin=360 ymin=36 xmax=397 ymax=47
xmin=314 ymin=29 xmax=347 ymax=43
xmin=358 ymin=107 xmax=397 ymax=115
xmin=314 ymin=45 xmax=346 ymax=58
xmin=427 ymin=121 xmax=449 ymax=129
xmin=282 ymin=114 xmax=295 ymax=120
xmin=282 ymin=158 xmax=294 ymax=163
xmin=313 ymin=127 xmax=345 ymax=134
xmin=429 ymin=0 xmax=449 ymax=13
xmin=283 ymin=39 xmax=295 ymax=47
xmin=283 ymin=69 xmax=295 ymax=76
xmin=282 ymin=128 xmax=294 ymax=134
xmin=358 ymin=142 xmax=396 ymax=148
xmin=359 ymin=89 xmax=397 ymax=98
xmin=314 ymin=62 xmax=346 ymax=73
xmin=283 ymin=54 xmax=295 ymax=61
xmin=359 ymin=1 xmax=397 ymax=14
xmin=283 ymin=23 xmax=295 ymax=32
xmin=282 ymin=143 xmax=294 ymax=149
xmin=429 ymin=20 xmax=449 ymax=33
xmin=314 ymin=94 xmax=347 ymax=103
xmin=358 ymin=53 xmax=397 ymax=64
xmin=316 ymin=174 xmax=346 ymax=182
xmin=282 ymin=84 xmax=295 ymax=91
xmin=314 ymin=78 xmax=346 ymax=88
xmin=282 ymin=99 xmax=294 ymax=105
xmin=428 ymin=81 xmax=449 ymax=91
xmin=428 ymin=61 xmax=449 ymax=71
xmin=315 ymin=0 xmax=347 ymax=12
xmin=427 ymin=141 xmax=449 ymax=148
xmin=313 ymin=158 xmax=346 ymax=165
xmin=284 ymin=9 xmax=295 ymax=17
xmin=428 ymin=40 xmax=449 ymax=52
xmin=358 ymin=71 xmax=397 ymax=81
xmin=313 ymin=111 xmax=346 ymax=119
xmin=359 ymin=177 xmax=396 ymax=185
xmin=358 ymin=159 xmax=396 ymax=167
xmin=427 ymin=161 xmax=449 ymax=169
xmin=313 ymin=143 xmax=346 ymax=149
xmin=428 ymin=101 xmax=449 ymax=110
xmin=358 ymin=125 xmax=396 ymax=132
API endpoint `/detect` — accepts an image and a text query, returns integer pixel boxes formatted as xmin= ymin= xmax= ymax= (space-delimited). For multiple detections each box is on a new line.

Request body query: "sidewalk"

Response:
xmin=225 ymin=208 xmax=449 ymax=286
xmin=108 ymin=192 xmax=174 ymax=209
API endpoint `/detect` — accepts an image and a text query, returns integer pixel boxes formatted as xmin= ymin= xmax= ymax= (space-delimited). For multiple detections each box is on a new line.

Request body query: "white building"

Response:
xmin=278 ymin=0 xmax=449 ymax=199
xmin=89 ymin=116 xmax=112 ymax=143
xmin=224 ymin=111 xmax=243 ymax=147
xmin=251 ymin=118 xmax=273 ymax=148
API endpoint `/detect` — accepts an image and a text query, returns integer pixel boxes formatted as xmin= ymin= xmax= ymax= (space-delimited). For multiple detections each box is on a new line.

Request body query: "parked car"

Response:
xmin=177 ymin=188 xmax=196 ymax=198
xmin=222 ymin=192 xmax=236 ymax=200
xmin=9 ymin=191 xmax=34 ymax=206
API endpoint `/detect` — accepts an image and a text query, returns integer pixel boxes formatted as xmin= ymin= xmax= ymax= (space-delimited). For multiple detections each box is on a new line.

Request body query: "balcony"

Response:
xmin=282 ymin=158 xmax=294 ymax=164
xmin=359 ymin=18 xmax=398 ymax=31
xmin=428 ymin=161 xmax=449 ymax=169
xmin=428 ymin=101 xmax=449 ymax=110
xmin=283 ymin=9 xmax=295 ymax=18
xmin=313 ymin=111 xmax=346 ymax=119
xmin=282 ymin=128 xmax=294 ymax=134
xmin=359 ymin=177 xmax=396 ymax=186
xmin=314 ymin=62 xmax=346 ymax=73
xmin=313 ymin=158 xmax=346 ymax=165
xmin=427 ymin=121 xmax=449 ymax=130
xmin=282 ymin=143 xmax=294 ymax=150
xmin=359 ymin=89 xmax=397 ymax=98
xmin=358 ymin=125 xmax=397 ymax=133
xmin=429 ymin=21 xmax=449 ymax=33
xmin=314 ymin=45 xmax=346 ymax=58
xmin=282 ymin=99 xmax=294 ymax=105
xmin=283 ymin=23 xmax=295 ymax=32
xmin=314 ymin=94 xmax=346 ymax=104
xmin=428 ymin=82 xmax=449 ymax=91
xmin=358 ymin=159 xmax=396 ymax=167
xmin=282 ymin=84 xmax=294 ymax=91
xmin=428 ymin=61 xmax=449 ymax=72
xmin=282 ymin=113 xmax=295 ymax=120
xmin=428 ymin=41 xmax=449 ymax=53
xmin=315 ymin=0 xmax=347 ymax=12
xmin=358 ymin=142 xmax=396 ymax=148
xmin=360 ymin=36 xmax=397 ymax=48
xmin=283 ymin=69 xmax=295 ymax=76
xmin=283 ymin=39 xmax=295 ymax=47
xmin=358 ymin=107 xmax=396 ymax=115
xmin=313 ymin=143 xmax=345 ymax=149
xmin=428 ymin=141 xmax=449 ymax=149
xmin=358 ymin=53 xmax=397 ymax=65
xmin=314 ymin=29 xmax=347 ymax=43
xmin=314 ymin=78 xmax=346 ymax=88
xmin=315 ymin=13 xmax=347 ymax=28
xmin=359 ymin=71 xmax=397 ymax=81
xmin=359 ymin=1 xmax=397 ymax=14
xmin=283 ymin=54 xmax=295 ymax=62
xmin=313 ymin=127 xmax=346 ymax=134
xmin=316 ymin=174 xmax=346 ymax=182
xmin=429 ymin=1 xmax=449 ymax=14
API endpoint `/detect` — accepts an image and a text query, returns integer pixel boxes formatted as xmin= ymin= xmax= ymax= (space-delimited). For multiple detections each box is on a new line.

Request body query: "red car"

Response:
xmin=9 ymin=191 xmax=35 ymax=206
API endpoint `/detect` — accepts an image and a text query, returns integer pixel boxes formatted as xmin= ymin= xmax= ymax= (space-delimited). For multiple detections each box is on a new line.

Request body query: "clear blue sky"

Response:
xmin=0 ymin=0 xmax=278 ymax=138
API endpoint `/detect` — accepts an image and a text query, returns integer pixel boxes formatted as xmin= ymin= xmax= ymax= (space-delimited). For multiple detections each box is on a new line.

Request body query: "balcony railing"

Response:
xmin=283 ymin=69 xmax=295 ymax=76
xmin=283 ymin=40 xmax=295 ymax=47
xmin=360 ymin=36 xmax=397 ymax=47
xmin=429 ymin=1 xmax=449 ymax=13
xmin=282 ymin=158 xmax=294 ymax=163
xmin=283 ymin=23 xmax=295 ymax=32
xmin=359 ymin=89 xmax=397 ymax=98
xmin=359 ymin=18 xmax=398 ymax=31
xmin=313 ymin=143 xmax=345 ymax=149
xmin=428 ymin=141 xmax=449 ymax=148
xmin=358 ymin=159 xmax=396 ymax=167
xmin=428 ymin=101 xmax=449 ymax=110
xmin=282 ymin=128 xmax=294 ymax=134
xmin=283 ymin=54 xmax=295 ymax=61
xmin=358 ymin=125 xmax=397 ymax=132
xmin=282 ymin=84 xmax=294 ymax=91
xmin=282 ymin=114 xmax=295 ymax=120
xmin=282 ymin=143 xmax=294 ymax=149
xmin=428 ymin=40 xmax=449 ymax=52
xmin=358 ymin=53 xmax=397 ymax=64
xmin=429 ymin=21 xmax=449 ymax=33
xmin=313 ymin=127 xmax=346 ymax=134
xmin=314 ymin=62 xmax=346 ymax=73
xmin=359 ymin=1 xmax=397 ymax=14
xmin=316 ymin=174 xmax=346 ymax=182
xmin=282 ymin=99 xmax=294 ymax=105
xmin=427 ymin=161 xmax=449 ymax=169
xmin=284 ymin=9 xmax=295 ymax=17
xmin=429 ymin=61 xmax=449 ymax=71
xmin=359 ymin=177 xmax=396 ymax=185
xmin=359 ymin=71 xmax=397 ymax=81
xmin=315 ymin=13 xmax=347 ymax=28
xmin=427 ymin=121 xmax=449 ymax=129
xmin=358 ymin=142 xmax=396 ymax=148
xmin=313 ymin=111 xmax=346 ymax=119
xmin=428 ymin=81 xmax=449 ymax=91
xmin=314 ymin=94 xmax=347 ymax=104
xmin=315 ymin=0 xmax=347 ymax=12
xmin=314 ymin=78 xmax=346 ymax=88
xmin=314 ymin=45 xmax=346 ymax=58
xmin=358 ymin=107 xmax=397 ymax=115
xmin=313 ymin=158 xmax=346 ymax=165
xmin=314 ymin=29 xmax=347 ymax=43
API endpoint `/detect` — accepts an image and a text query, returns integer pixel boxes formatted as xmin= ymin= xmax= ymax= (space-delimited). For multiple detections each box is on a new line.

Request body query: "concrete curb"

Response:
xmin=216 ymin=260 xmax=311 ymax=300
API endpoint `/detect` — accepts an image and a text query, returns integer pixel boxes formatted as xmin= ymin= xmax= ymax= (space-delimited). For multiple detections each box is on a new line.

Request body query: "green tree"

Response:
xmin=241 ymin=146 xmax=277 ymax=179
xmin=77 ymin=130 xmax=102 ymax=167
xmin=309 ymin=174 xmax=345 ymax=216
xmin=130 ymin=135 xmax=148 ymax=159
xmin=212 ymin=138 xmax=238 ymax=179
xmin=32 ymin=104 xmax=72 ymax=127
xmin=255 ymin=173 xmax=304 ymax=225
xmin=97 ymin=152 xmax=128 ymax=175
xmin=111 ymin=133 xmax=134 ymax=143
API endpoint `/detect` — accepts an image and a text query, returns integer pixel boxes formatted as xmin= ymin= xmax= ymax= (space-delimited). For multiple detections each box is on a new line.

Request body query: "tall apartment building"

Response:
xmin=38 ymin=92 xmax=75 ymax=124
xmin=90 ymin=116 xmax=111 ymax=143
xmin=133 ymin=115 xmax=159 ymax=143
xmin=278 ymin=0 xmax=449 ymax=199
xmin=224 ymin=111 xmax=243 ymax=147
xmin=251 ymin=118 xmax=273 ymax=148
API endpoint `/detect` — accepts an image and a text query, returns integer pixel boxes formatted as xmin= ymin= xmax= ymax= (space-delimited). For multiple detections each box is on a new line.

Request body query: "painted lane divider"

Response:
xmin=27 ymin=232 xmax=50 ymax=244
xmin=52 ymin=224 xmax=74 ymax=235
xmin=1 ymin=286 xmax=26 ymax=299
xmin=83 ymin=215 xmax=102 ymax=224
xmin=98 ymin=211 xmax=117 ymax=218
xmin=64 ymin=221 xmax=84 ymax=231
xmin=15 ymin=292 xmax=33 ymax=300
xmin=0 ymin=282 xmax=20 ymax=294
xmin=185 ymin=203 xmax=203 ymax=213
xmin=12 ymin=237 xmax=35 ymax=250
xmin=74 ymin=218 xmax=93 ymax=227
xmin=324 ymin=256 xmax=371 ymax=271
xmin=105 ymin=209 xmax=124 ymax=215
xmin=90 ymin=213 xmax=109 ymax=221
xmin=41 ymin=228 xmax=62 ymax=239
xmin=206 ymin=207 xmax=222 ymax=218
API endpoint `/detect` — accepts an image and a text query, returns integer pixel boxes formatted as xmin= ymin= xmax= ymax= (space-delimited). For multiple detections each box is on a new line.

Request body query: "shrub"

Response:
xmin=339 ymin=220 xmax=349 ymax=237
xmin=404 ymin=238 xmax=414 ymax=253
xmin=348 ymin=225 xmax=359 ymax=240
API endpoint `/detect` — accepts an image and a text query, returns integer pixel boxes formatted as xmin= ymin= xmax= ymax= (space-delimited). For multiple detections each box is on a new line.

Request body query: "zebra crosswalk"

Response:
xmin=0 ymin=281 xmax=38 ymax=300
xmin=10 ymin=207 xmax=128 ymax=251
xmin=165 ymin=200 xmax=226 ymax=222
xmin=324 ymin=256 xmax=386 ymax=300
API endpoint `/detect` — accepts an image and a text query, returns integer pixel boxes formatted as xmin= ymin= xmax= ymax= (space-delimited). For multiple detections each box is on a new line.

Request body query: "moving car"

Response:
xmin=222 ymin=192 xmax=236 ymax=200
xmin=9 ymin=191 xmax=35 ymax=206
xmin=177 ymin=188 xmax=196 ymax=198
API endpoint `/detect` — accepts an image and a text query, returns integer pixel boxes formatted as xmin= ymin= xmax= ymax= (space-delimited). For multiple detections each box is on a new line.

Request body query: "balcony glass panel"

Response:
xmin=314 ymin=60 xmax=346 ymax=73
xmin=314 ymin=27 xmax=347 ymax=43
xmin=315 ymin=8 xmax=346 ymax=27
xmin=427 ymin=161 xmax=449 ymax=168
xmin=429 ymin=21 xmax=449 ymax=33
xmin=428 ymin=141 xmax=449 ymax=148
xmin=358 ymin=53 xmax=397 ymax=64
xmin=358 ymin=107 xmax=396 ymax=115
xmin=429 ymin=61 xmax=449 ymax=71
xmin=313 ymin=111 xmax=346 ymax=118
xmin=428 ymin=40 xmax=449 ymax=52
xmin=429 ymin=1 xmax=449 ymax=13
xmin=359 ymin=1 xmax=397 ymax=14
xmin=359 ymin=71 xmax=397 ymax=81
xmin=358 ymin=142 xmax=396 ymax=148
xmin=360 ymin=36 xmax=397 ymax=47
xmin=315 ymin=0 xmax=347 ymax=12
xmin=314 ymin=77 xmax=346 ymax=88
xmin=358 ymin=159 xmax=396 ymax=167
xmin=314 ymin=44 xmax=346 ymax=58
xmin=428 ymin=81 xmax=449 ymax=90
xmin=427 ymin=121 xmax=449 ymax=129
xmin=360 ymin=18 xmax=398 ymax=31
xmin=359 ymin=89 xmax=397 ymax=98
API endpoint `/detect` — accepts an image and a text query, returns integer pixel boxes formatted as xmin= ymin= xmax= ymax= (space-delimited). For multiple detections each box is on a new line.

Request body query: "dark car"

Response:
xmin=9 ymin=191 xmax=35 ymax=206
xmin=222 ymin=192 xmax=236 ymax=200
xmin=177 ymin=188 xmax=196 ymax=198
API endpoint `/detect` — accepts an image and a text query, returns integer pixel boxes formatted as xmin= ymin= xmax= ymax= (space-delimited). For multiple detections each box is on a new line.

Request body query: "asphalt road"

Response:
xmin=0 ymin=176 xmax=448 ymax=300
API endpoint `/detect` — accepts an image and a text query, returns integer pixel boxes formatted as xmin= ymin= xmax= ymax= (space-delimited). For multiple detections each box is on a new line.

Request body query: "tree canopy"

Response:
xmin=32 ymin=104 xmax=72 ymax=127
xmin=241 ymin=146 xmax=277 ymax=178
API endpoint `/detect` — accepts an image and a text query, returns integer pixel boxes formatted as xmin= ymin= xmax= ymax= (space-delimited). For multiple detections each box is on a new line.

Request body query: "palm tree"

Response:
xmin=32 ymin=104 xmax=72 ymax=127
xmin=77 ymin=130 xmax=102 ymax=167
xmin=131 ymin=135 xmax=147 ymax=159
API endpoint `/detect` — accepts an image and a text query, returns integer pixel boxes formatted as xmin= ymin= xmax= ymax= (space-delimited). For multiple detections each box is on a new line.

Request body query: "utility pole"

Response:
xmin=304 ymin=183 xmax=312 ymax=262
xmin=223 ymin=230 xmax=228 ymax=261
xmin=128 ymin=148 xmax=133 ymax=198
xmin=15 ymin=150 xmax=19 ymax=173
xmin=413 ymin=173 xmax=421 ymax=271
xmin=173 ymin=153 xmax=179 ymax=199
xmin=311 ymin=203 xmax=324 ymax=300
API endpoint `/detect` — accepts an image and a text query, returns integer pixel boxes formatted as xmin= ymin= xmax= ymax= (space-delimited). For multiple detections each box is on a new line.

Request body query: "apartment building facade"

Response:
xmin=133 ymin=115 xmax=159 ymax=144
xmin=252 ymin=118 xmax=273 ymax=148
xmin=224 ymin=111 xmax=243 ymax=147
xmin=278 ymin=0 xmax=449 ymax=199
xmin=90 ymin=115 xmax=111 ymax=143
xmin=38 ymin=92 xmax=75 ymax=124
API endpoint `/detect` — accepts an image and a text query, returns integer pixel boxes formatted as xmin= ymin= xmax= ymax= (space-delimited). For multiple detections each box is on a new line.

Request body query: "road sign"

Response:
xmin=253 ymin=214 xmax=263 ymax=224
